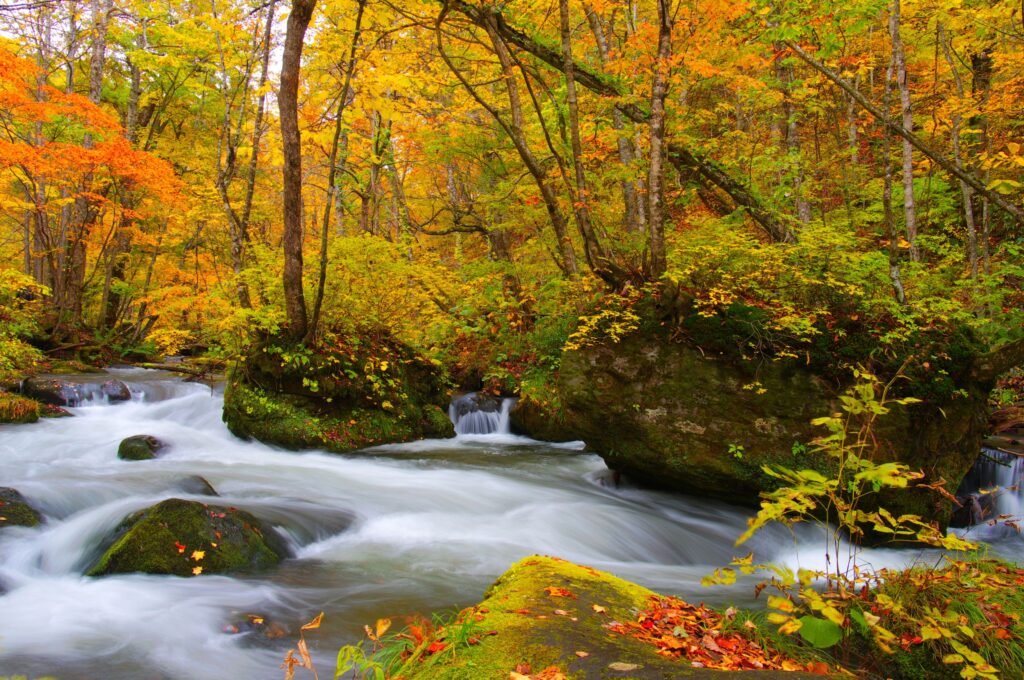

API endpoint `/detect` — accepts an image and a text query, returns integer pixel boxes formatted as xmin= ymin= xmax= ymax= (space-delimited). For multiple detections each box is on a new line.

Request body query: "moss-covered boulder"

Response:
xmin=557 ymin=330 xmax=992 ymax=528
xmin=0 ymin=391 xmax=41 ymax=423
xmin=87 ymin=498 xmax=287 ymax=577
xmin=223 ymin=328 xmax=454 ymax=453
xmin=396 ymin=556 xmax=820 ymax=679
xmin=0 ymin=487 xmax=43 ymax=528
xmin=510 ymin=395 xmax=578 ymax=443
xmin=117 ymin=434 xmax=166 ymax=461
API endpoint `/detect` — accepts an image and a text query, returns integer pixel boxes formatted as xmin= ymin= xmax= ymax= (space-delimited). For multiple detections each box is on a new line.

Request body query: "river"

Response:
xmin=0 ymin=368 xmax=1015 ymax=679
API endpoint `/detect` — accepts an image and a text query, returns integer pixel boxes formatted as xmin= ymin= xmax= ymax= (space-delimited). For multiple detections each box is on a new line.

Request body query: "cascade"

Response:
xmin=447 ymin=392 xmax=515 ymax=435
xmin=954 ymin=447 xmax=1024 ymax=525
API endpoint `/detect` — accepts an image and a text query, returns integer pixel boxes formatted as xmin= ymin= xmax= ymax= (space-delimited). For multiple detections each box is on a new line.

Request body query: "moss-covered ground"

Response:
xmin=364 ymin=556 xmax=823 ymax=679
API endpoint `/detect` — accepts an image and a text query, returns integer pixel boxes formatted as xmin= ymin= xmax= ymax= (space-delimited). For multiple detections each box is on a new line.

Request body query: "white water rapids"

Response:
xmin=0 ymin=368 xmax=1009 ymax=679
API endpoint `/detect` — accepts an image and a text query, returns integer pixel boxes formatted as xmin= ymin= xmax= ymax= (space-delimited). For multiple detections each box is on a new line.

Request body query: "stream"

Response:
xmin=0 ymin=368 xmax=1019 ymax=679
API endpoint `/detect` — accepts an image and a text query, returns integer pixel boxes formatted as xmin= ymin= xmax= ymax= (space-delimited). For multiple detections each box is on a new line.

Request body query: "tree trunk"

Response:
xmin=559 ymin=0 xmax=611 ymax=277
xmin=583 ymin=4 xmax=642 ymax=233
xmin=883 ymin=56 xmax=907 ymax=304
xmin=279 ymin=0 xmax=316 ymax=341
xmin=308 ymin=0 xmax=365 ymax=343
xmin=888 ymin=0 xmax=919 ymax=261
xmin=784 ymin=41 xmax=1023 ymax=227
xmin=645 ymin=0 xmax=672 ymax=279
xmin=938 ymin=24 xmax=977 ymax=280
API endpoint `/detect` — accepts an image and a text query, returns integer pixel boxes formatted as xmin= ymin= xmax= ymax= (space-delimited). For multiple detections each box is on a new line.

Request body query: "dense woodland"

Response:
xmin=2 ymin=0 xmax=1024 ymax=677
xmin=1 ymin=0 xmax=1021 ymax=383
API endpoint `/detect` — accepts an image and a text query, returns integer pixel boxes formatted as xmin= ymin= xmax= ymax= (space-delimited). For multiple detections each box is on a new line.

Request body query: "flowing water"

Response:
xmin=0 ymin=370 xmax=1014 ymax=679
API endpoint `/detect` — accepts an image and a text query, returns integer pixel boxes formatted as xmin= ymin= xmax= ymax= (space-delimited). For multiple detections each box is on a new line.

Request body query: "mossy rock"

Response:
xmin=0 ymin=487 xmax=43 ymax=528
xmin=117 ymin=434 xmax=166 ymax=461
xmin=87 ymin=498 xmax=287 ymax=577
xmin=397 ymin=556 xmax=821 ymax=679
xmin=223 ymin=327 xmax=454 ymax=453
xmin=0 ymin=391 xmax=41 ymax=423
xmin=510 ymin=395 xmax=578 ymax=443
xmin=557 ymin=330 xmax=991 ymax=529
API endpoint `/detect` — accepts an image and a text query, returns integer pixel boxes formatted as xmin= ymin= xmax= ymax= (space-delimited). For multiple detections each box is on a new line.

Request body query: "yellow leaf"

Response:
xmin=191 ymin=550 xmax=205 ymax=561
xmin=779 ymin=618 xmax=803 ymax=635
xmin=192 ymin=566 xmax=203 ymax=575
xmin=376 ymin=618 xmax=391 ymax=638
xmin=301 ymin=612 xmax=324 ymax=631
xmin=821 ymin=606 xmax=845 ymax=626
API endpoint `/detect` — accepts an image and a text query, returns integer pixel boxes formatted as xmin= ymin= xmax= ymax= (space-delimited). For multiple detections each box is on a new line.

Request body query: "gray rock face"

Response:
xmin=557 ymin=332 xmax=990 ymax=527
xmin=174 ymin=476 xmax=219 ymax=496
xmin=22 ymin=377 xmax=131 ymax=406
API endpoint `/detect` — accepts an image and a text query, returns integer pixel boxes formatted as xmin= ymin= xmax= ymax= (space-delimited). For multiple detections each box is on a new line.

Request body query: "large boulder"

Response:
xmin=22 ymin=377 xmax=131 ymax=406
xmin=223 ymin=328 xmax=454 ymax=453
xmin=21 ymin=377 xmax=80 ymax=406
xmin=87 ymin=498 xmax=287 ymax=577
xmin=117 ymin=434 xmax=166 ymax=461
xmin=557 ymin=330 xmax=992 ymax=527
xmin=509 ymin=395 xmax=578 ymax=442
xmin=0 ymin=487 xmax=43 ymax=528
xmin=395 ymin=556 xmax=821 ymax=679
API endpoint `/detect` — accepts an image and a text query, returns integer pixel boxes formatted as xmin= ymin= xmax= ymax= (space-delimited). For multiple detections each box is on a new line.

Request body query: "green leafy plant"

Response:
xmin=704 ymin=367 xmax=998 ymax=678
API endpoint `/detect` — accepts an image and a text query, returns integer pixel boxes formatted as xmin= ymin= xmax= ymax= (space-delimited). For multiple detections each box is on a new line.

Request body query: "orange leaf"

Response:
xmin=544 ymin=586 xmax=575 ymax=598
xmin=301 ymin=612 xmax=324 ymax=631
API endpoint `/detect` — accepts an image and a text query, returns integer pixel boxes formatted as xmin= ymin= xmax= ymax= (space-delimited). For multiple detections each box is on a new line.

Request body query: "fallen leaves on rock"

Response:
xmin=510 ymin=663 xmax=566 ymax=679
xmin=608 ymin=595 xmax=831 ymax=673
xmin=544 ymin=586 xmax=576 ymax=598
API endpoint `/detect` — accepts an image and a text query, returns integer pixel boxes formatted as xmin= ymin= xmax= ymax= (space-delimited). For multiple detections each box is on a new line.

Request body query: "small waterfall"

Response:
xmin=954 ymin=447 xmax=1024 ymax=525
xmin=448 ymin=392 xmax=515 ymax=435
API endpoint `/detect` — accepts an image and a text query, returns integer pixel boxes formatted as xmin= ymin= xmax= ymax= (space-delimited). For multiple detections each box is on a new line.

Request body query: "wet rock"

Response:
xmin=0 ymin=488 xmax=43 ymax=528
xmin=223 ymin=613 xmax=288 ymax=642
xmin=117 ymin=435 xmax=166 ymax=461
xmin=41 ymin=403 xmax=73 ymax=418
xmin=22 ymin=377 xmax=81 ymax=406
xmin=21 ymin=377 xmax=131 ymax=407
xmin=87 ymin=498 xmax=288 ymax=577
xmin=175 ymin=476 xmax=219 ymax=496
xmin=101 ymin=380 xmax=132 ymax=402
xmin=451 ymin=392 xmax=500 ymax=418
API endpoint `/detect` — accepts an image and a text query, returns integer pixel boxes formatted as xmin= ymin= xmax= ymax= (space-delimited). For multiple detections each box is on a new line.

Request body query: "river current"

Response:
xmin=0 ymin=369 xmax=1015 ymax=679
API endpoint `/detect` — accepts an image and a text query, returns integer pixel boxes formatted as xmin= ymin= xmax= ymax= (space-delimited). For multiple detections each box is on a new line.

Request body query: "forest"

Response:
xmin=1 ymin=0 xmax=1024 ymax=678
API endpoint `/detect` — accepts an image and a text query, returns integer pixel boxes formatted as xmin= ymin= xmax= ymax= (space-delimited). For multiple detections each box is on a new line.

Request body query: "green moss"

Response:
xmin=392 ymin=556 xmax=819 ymax=680
xmin=87 ymin=498 xmax=285 ymax=577
xmin=0 ymin=487 xmax=43 ymax=528
xmin=117 ymin=435 xmax=164 ymax=461
xmin=0 ymin=391 xmax=40 ymax=423
xmin=223 ymin=327 xmax=454 ymax=453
